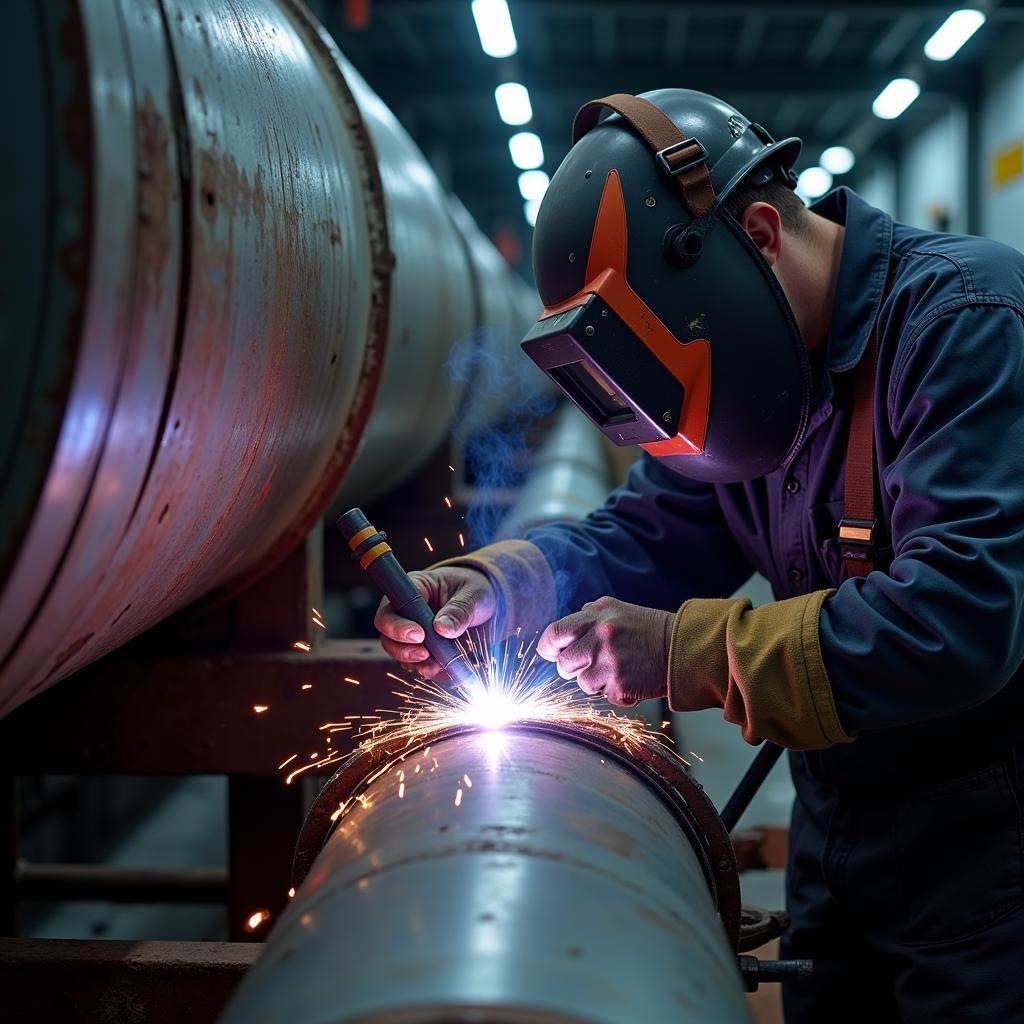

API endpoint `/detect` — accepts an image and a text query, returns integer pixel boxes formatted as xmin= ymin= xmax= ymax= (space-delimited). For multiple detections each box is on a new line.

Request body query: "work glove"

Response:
xmin=375 ymin=567 xmax=496 ymax=680
xmin=537 ymin=596 xmax=674 ymax=707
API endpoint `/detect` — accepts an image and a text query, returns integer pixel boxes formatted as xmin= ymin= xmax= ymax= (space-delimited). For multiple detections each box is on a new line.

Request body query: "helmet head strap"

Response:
xmin=572 ymin=93 xmax=716 ymax=219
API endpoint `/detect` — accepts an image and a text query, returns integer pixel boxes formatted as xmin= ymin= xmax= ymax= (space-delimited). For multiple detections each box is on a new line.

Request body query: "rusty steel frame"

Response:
xmin=0 ymin=938 xmax=258 ymax=1024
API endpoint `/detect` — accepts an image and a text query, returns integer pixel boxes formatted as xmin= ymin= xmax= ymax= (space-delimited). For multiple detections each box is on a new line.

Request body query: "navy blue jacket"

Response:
xmin=526 ymin=188 xmax=1024 ymax=786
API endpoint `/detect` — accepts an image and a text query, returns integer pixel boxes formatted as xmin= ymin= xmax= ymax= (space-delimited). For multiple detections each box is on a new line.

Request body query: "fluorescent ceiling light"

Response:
xmin=524 ymin=198 xmax=542 ymax=227
xmin=495 ymin=82 xmax=532 ymax=126
xmin=518 ymin=169 xmax=549 ymax=201
xmin=796 ymin=166 xmax=833 ymax=199
xmin=820 ymin=145 xmax=855 ymax=175
xmin=924 ymin=9 xmax=985 ymax=61
xmin=872 ymin=77 xmax=921 ymax=120
xmin=471 ymin=0 xmax=517 ymax=58
xmin=509 ymin=131 xmax=544 ymax=170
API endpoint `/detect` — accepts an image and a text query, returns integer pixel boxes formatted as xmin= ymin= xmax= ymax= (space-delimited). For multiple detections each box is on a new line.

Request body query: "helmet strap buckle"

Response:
xmin=656 ymin=138 xmax=709 ymax=179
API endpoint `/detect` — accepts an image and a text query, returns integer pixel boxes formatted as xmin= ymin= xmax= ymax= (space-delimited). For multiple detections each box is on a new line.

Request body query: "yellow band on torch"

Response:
xmin=359 ymin=542 xmax=392 ymax=570
xmin=347 ymin=525 xmax=378 ymax=550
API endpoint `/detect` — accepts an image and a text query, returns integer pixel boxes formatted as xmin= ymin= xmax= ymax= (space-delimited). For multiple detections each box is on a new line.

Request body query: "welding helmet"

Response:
xmin=521 ymin=90 xmax=809 ymax=483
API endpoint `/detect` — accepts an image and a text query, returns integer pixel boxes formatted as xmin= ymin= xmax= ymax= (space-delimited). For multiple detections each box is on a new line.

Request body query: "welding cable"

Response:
xmin=719 ymin=741 xmax=784 ymax=832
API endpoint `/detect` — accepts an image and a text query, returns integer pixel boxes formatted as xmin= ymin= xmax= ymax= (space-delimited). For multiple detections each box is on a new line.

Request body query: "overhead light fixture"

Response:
xmin=518 ymin=169 xmax=549 ymax=201
xmin=872 ymin=77 xmax=921 ymax=120
xmin=495 ymin=82 xmax=532 ymax=126
xmin=796 ymin=166 xmax=833 ymax=199
xmin=820 ymin=146 xmax=855 ymax=175
xmin=924 ymin=9 xmax=985 ymax=61
xmin=524 ymin=198 xmax=542 ymax=227
xmin=471 ymin=0 xmax=517 ymax=58
xmin=509 ymin=131 xmax=544 ymax=170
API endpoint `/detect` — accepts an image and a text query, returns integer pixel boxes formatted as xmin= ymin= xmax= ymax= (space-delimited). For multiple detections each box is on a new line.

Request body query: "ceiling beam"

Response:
xmin=354 ymin=59 xmax=973 ymax=104
xmin=805 ymin=13 xmax=848 ymax=66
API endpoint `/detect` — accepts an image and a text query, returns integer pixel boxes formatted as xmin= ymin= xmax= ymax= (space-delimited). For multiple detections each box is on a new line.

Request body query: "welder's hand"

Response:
xmin=537 ymin=597 xmax=673 ymax=707
xmin=375 ymin=567 xmax=496 ymax=680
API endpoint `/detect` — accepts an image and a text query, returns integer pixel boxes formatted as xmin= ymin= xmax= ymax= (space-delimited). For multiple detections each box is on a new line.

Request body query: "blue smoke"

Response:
xmin=449 ymin=324 xmax=557 ymax=548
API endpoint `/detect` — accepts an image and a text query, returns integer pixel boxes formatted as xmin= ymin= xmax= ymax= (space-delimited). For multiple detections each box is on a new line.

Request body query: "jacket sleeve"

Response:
xmin=441 ymin=454 xmax=753 ymax=636
xmin=820 ymin=304 xmax=1024 ymax=733
xmin=525 ymin=453 xmax=754 ymax=616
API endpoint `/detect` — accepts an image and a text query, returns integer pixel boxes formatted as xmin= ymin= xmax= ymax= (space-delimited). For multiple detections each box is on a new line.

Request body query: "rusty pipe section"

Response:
xmin=221 ymin=725 xmax=751 ymax=1024
xmin=0 ymin=0 xmax=534 ymax=714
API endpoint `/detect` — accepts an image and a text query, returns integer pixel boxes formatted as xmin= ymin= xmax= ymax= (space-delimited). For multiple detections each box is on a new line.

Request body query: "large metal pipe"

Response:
xmin=221 ymin=724 xmax=752 ymax=1023
xmin=0 ymin=0 xmax=533 ymax=714
xmin=498 ymin=404 xmax=613 ymax=539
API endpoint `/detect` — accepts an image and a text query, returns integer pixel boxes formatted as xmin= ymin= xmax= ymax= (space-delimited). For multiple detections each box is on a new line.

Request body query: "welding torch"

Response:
xmin=337 ymin=508 xmax=479 ymax=692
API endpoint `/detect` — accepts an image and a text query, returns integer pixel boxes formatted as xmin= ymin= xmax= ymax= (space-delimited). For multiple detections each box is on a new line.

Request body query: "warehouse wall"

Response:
xmin=898 ymin=106 xmax=969 ymax=234
xmin=980 ymin=26 xmax=1024 ymax=251
xmin=856 ymin=155 xmax=897 ymax=216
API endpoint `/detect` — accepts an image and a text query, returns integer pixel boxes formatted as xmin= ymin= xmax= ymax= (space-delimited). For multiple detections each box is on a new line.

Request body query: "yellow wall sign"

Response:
xmin=993 ymin=141 xmax=1024 ymax=187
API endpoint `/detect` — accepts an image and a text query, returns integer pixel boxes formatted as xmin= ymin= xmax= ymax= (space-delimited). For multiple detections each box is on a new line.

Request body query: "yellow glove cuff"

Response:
xmin=668 ymin=589 xmax=851 ymax=750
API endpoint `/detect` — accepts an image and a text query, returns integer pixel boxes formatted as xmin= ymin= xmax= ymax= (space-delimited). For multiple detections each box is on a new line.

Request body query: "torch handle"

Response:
xmin=336 ymin=508 xmax=478 ymax=691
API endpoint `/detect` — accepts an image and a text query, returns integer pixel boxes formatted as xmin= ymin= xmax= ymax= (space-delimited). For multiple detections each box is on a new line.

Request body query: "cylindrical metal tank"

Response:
xmin=221 ymin=723 xmax=751 ymax=1024
xmin=0 ymin=0 xmax=533 ymax=714
xmin=498 ymin=404 xmax=613 ymax=538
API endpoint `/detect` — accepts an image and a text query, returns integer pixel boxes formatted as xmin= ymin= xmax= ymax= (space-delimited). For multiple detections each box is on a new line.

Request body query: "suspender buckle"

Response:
xmin=656 ymin=138 xmax=708 ymax=178
xmin=838 ymin=517 xmax=876 ymax=560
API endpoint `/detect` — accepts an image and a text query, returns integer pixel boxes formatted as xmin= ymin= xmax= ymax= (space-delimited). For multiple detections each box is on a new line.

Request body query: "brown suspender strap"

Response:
xmin=572 ymin=93 xmax=715 ymax=219
xmin=839 ymin=259 xmax=898 ymax=580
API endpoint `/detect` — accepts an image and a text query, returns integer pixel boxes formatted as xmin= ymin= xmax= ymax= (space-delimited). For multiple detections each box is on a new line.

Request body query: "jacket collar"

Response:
xmin=809 ymin=187 xmax=894 ymax=374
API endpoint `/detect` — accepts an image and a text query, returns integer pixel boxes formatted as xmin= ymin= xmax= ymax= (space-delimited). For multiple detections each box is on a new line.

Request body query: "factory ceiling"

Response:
xmin=325 ymin=0 xmax=1024 ymax=274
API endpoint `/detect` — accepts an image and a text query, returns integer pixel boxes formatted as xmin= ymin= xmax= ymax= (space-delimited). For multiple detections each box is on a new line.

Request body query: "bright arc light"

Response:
xmin=518 ymin=169 xmax=550 ymax=201
xmin=495 ymin=82 xmax=532 ymax=125
xmin=509 ymin=131 xmax=544 ymax=170
xmin=872 ymin=78 xmax=921 ymax=120
xmin=463 ymin=687 xmax=519 ymax=730
xmin=820 ymin=145 xmax=855 ymax=175
xmin=796 ymin=166 xmax=833 ymax=199
xmin=924 ymin=9 xmax=985 ymax=61
xmin=471 ymin=0 xmax=518 ymax=58
xmin=524 ymin=198 xmax=542 ymax=227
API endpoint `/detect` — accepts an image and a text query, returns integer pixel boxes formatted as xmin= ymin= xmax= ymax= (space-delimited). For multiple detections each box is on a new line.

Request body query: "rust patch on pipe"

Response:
xmin=136 ymin=92 xmax=173 ymax=307
xmin=564 ymin=812 xmax=638 ymax=860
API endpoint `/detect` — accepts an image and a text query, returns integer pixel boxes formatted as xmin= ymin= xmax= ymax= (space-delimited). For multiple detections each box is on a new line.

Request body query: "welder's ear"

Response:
xmin=738 ymin=201 xmax=783 ymax=268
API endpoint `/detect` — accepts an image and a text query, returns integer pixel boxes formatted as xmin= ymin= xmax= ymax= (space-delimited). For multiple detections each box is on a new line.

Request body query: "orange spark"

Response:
xmin=448 ymin=464 xmax=455 ymax=472
xmin=301 ymin=683 xmax=313 ymax=690
xmin=689 ymin=750 xmax=705 ymax=763
xmin=312 ymin=616 xmax=326 ymax=630
xmin=292 ymin=641 xmax=311 ymax=652
xmin=287 ymin=887 xmax=296 ymax=899
xmin=253 ymin=704 xmax=269 ymax=714
xmin=277 ymin=753 xmax=298 ymax=770
xmin=343 ymin=677 xmax=361 ymax=686
xmin=424 ymin=537 xmax=434 ymax=552
xmin=444 ymin=496 xmax=452 ymax=508
xmin=245 ymin=909 xmax=271 ymax=932
xmin=661 ymin=720 xmax=671 ymax=729
xmin=463 ymin=773 xmax=473 ymax=788
xmin=398 ymin=782 xmax=405 ymax=798
xmin=458 ymin=533 xmax=465 ymax=548
xmin=386 ymin=672 xmax=405 ymax=683
xmin=454 ymin=788 xmax=463 ymax=807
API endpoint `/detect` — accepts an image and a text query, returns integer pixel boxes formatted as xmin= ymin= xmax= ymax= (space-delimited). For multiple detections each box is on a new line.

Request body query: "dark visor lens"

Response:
xmin=547 ymin=361 xmax=636 ymax=427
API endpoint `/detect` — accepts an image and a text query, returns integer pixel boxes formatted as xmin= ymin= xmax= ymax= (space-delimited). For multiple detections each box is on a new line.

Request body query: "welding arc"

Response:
xmin=337 ymin=508 xmax=479 ymax=691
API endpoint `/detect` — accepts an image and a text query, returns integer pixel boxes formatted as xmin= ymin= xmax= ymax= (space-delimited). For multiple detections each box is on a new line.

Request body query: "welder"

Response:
xmin=375 ymin=89 xmax=1024 ymax=1022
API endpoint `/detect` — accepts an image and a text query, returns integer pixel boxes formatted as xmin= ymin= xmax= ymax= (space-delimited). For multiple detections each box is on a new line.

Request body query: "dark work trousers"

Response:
xmin=780 ymin=750 xmax=1024 ymax=1023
